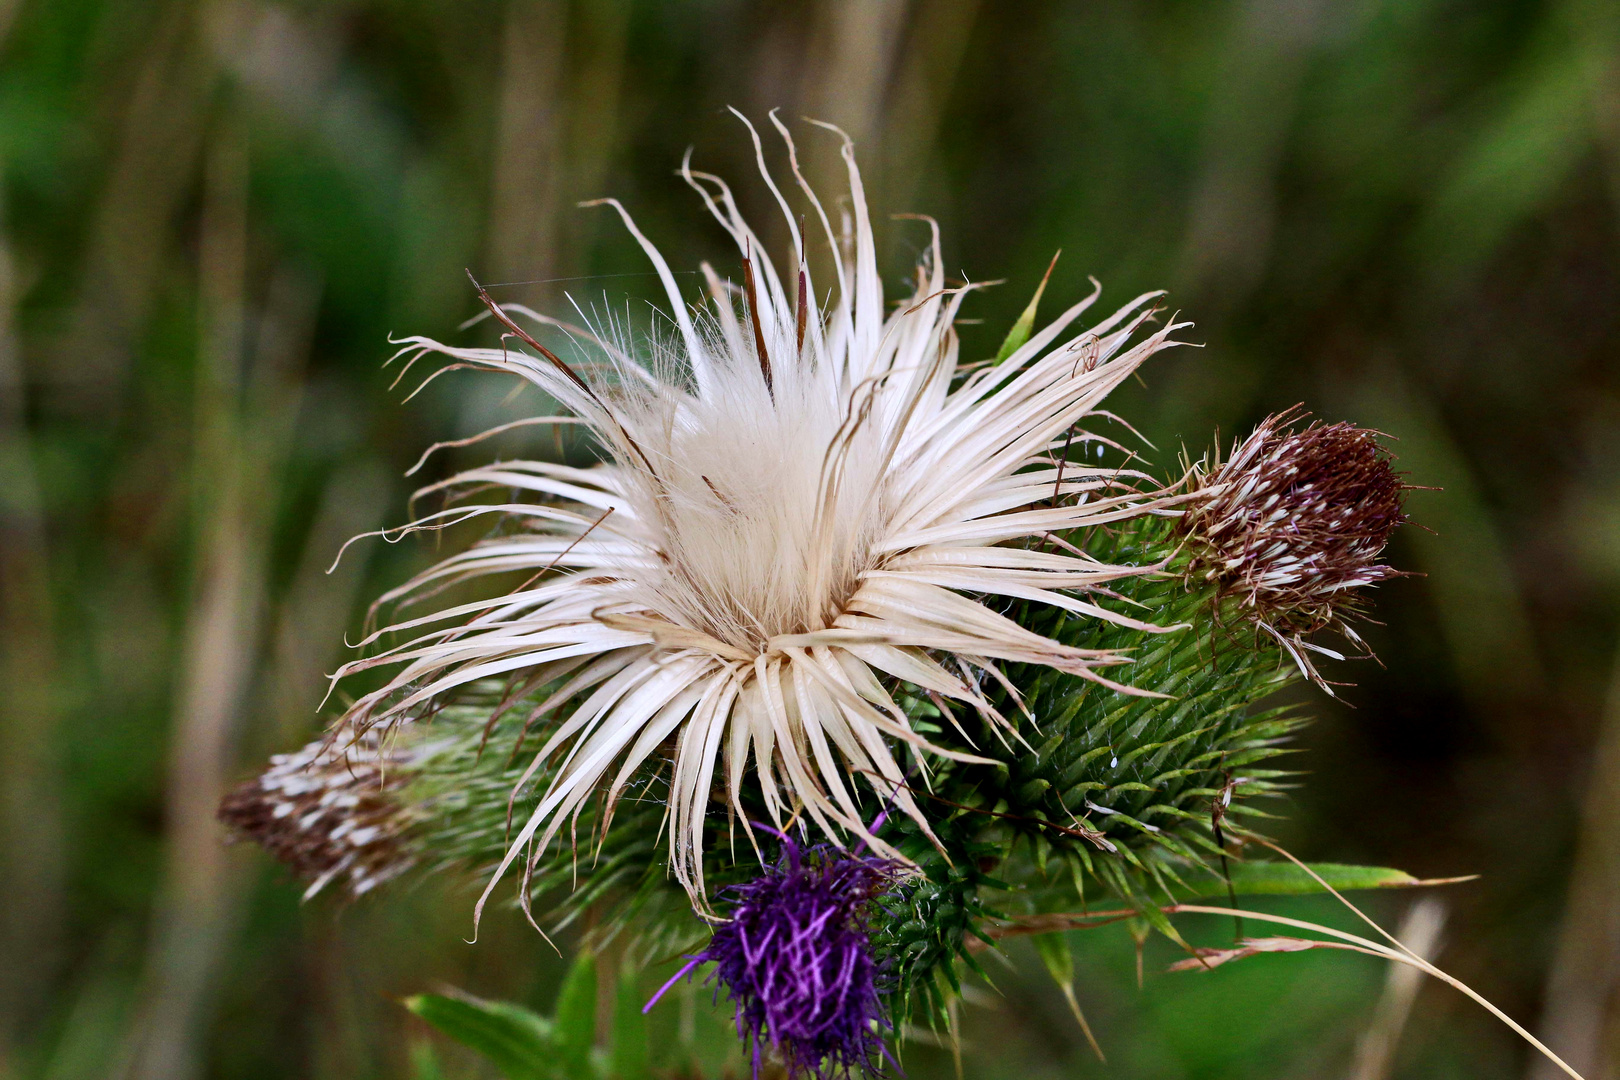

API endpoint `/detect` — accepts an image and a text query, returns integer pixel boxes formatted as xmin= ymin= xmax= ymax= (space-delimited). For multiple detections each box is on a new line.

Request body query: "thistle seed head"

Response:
xmin=1180 ymin=410 xmax=1407 ymax=688
xmin=343 ymin=117 xmax=1190 ymax=912
xmin=218 ymin=731 xmax=421 ymax=900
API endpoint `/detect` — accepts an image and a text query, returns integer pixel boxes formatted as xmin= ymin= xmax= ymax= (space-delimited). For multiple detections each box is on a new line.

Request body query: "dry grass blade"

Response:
xmin=1166 ymin=902 xmax=1585 ymax=1080
xmin=1348 ymin=898 xmax=1448 ymax=1080
xmin=1168 ymin=935 xmax=1374 ymax=971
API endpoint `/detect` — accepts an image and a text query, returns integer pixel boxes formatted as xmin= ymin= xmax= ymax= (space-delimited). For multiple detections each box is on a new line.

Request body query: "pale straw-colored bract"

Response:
xmin=332 ymin=114 xmax=1190 ymax=916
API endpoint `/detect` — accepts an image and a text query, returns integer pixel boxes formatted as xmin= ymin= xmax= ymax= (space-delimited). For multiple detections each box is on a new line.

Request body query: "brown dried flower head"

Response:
xmin=218 ymin=731 xmax=422 ymax=899
xmin=1180 ymin=409 xmax=1407 ymax=690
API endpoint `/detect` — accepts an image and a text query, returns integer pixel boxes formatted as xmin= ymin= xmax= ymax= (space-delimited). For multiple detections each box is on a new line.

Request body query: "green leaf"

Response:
xmin=609 ymin=967 xmax=650 ymax=1080
xmin=403 ymin=992 xmax=556 ymax=1080
xmin=553 ymin=950 xmax=599 ymax=1080
xmin=409 ymin=1040 xmax=445 ymax=1080
xmin=993 ymin=251 xmax=1059 ymax=363
xmin=1177 ymin=861 xmax=1466 ymax=898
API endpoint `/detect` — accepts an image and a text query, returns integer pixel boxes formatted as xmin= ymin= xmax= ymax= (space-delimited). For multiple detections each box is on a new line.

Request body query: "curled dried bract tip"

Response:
xmin=1179 ymin=409 xmax=1409 ymax=692
xmin=218 ymin=729 xmax=421 ymax=900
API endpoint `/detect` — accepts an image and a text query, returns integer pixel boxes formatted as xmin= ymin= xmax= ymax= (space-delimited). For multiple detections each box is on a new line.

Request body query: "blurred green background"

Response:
xmin=2 ymin=0 xmax=1618 ymax=1077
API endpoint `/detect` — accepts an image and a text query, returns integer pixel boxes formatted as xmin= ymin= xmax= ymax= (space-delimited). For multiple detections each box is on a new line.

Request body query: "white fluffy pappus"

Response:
xmin=332 ymin=115 xmax=1191 ymax=916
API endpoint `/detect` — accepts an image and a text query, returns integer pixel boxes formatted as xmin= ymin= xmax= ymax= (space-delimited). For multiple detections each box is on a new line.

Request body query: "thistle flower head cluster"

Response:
xmin=215 ymin=117 xmax=1457 ymax=1078
xmin=333 ymin=114 xmax=1189 ymax=910
xmin=682 ymin=832 xmax=904 ymax=1079
xmin=218 ymin=729 xmax=422 ymax=899
xmin=1180 ymin=410 xmax=1407 ymax=686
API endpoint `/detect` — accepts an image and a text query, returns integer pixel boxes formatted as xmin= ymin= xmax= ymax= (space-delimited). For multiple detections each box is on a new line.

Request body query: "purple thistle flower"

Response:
xmin=646 ymin=831 xmax=906 ymax=1079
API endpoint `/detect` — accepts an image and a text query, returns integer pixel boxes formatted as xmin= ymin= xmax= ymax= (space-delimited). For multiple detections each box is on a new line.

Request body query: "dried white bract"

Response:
xmin=335 ymin=116 xmax=1188 ymax=911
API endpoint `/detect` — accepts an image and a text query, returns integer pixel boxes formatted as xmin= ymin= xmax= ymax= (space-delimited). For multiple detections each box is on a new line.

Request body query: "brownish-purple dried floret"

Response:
xmin=218 ymin=729 xmax=420 ymax=899
xmin=1179 ymin=409 xmax=1408 ymax=690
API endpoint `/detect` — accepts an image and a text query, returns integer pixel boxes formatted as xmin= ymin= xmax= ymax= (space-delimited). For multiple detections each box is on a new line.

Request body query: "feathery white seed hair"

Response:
xmin=334 ymin=114 xmax=1190 ymax=915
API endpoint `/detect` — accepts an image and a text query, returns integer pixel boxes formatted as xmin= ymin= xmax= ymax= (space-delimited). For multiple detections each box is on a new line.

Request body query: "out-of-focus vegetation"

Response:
xmin=1 ymin=1 xmax=1618 ymax=1077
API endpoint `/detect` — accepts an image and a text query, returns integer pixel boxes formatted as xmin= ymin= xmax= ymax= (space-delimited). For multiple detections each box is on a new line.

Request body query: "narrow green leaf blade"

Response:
xmin=409 ymin=1040 xmax=445 ymax=1080
xmin=552 ymin=951 xmax=599 ymax=1080
xmin=403 ymin=992 xmax=556 ymax=1080
xmin=411 ymin=1036 xmax=443 ymax=1080
xmin=1179 ymin=861 xmax=1471 ymax=898
xmin=609 ymin=968 xmax=650 ymax=1080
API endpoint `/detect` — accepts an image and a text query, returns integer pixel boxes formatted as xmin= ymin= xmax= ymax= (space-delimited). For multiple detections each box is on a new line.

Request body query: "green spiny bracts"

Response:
xmin=877 ymin=413 xmax=1409 ymax=1015
xmin=970 ymin=513 xmax=1305 ymax=887
xmin=871 ymin=807 xmax=1005 ymax=1030
xmin=407 ymin=710 xmax=758 ymax=956
xmin=872 ymin=511 xmax=1306 ymax=1024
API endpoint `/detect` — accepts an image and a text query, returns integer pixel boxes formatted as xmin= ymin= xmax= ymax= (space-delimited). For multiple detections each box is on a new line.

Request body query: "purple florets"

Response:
xmin=651 ymin=832 xmax=905 ymax=1079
